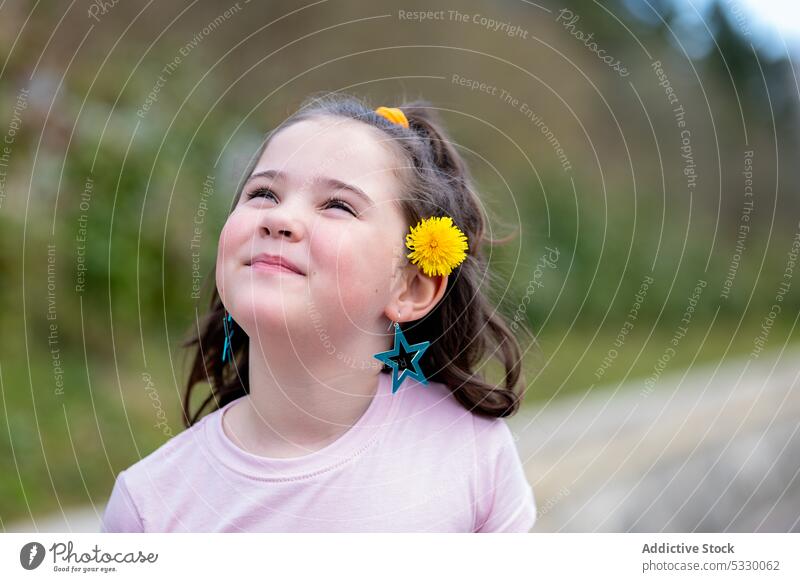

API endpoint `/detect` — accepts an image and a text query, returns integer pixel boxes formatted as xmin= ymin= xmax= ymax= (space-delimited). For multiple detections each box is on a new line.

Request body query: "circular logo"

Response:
xmin=19 ymin=542 xmax=46 ymax=570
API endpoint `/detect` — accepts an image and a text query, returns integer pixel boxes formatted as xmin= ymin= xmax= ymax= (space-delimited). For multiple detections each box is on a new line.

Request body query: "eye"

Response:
xmin=244 ymin=187 xmax=357 ymax=217
xmin=246 ymin=186 xmax=277 ymax=201
xmin=325 ymin=196 xmax=358 ymax=216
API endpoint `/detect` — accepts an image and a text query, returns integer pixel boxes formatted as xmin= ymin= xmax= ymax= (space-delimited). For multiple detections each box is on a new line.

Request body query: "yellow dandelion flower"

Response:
xmin=405 ymin=216 xmax=469 ymax=277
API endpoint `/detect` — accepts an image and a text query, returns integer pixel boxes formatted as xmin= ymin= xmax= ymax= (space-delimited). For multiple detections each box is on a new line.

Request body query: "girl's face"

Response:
xmin=216 ymin=116 xmax=410 ymax=348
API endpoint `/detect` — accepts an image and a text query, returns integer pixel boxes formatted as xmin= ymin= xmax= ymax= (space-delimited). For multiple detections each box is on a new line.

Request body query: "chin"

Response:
xmin=232 ymin=299 xmax=305 ymax=334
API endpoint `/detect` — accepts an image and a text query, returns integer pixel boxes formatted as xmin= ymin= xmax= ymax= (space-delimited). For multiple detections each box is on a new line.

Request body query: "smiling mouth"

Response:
xmin=248 ymin=262 xmax=304 ymax=276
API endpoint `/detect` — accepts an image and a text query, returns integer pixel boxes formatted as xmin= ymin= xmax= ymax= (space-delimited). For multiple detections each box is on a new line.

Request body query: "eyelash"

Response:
xmin=246 ymin=187 xmax=358 ymax=217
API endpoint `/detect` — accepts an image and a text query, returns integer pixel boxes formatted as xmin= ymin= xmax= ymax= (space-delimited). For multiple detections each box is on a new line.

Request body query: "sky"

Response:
xmin=624 ymin=0 xmax=800 ymax=59
xmin=696 ymin=0 xmax=800 ymax=58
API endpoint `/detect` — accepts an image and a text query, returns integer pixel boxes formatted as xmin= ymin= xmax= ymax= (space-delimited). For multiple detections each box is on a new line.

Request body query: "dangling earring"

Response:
xmin=373 ymin=311 xmax=431 ymax=394
xmin=373 ymin=213 xmax=467 ymax=394
xmin=222 ymin=311 xmax=234 ymax=363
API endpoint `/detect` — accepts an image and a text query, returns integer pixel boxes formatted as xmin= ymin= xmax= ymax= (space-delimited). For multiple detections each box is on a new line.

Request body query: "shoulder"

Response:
xmin=388 ymin=375 xmax=522 ymax=474
xmin=390 ymin=377 xmax=535 ymax=532
xmin=471 ymin=411 xmax=536 ymax=532
xmin=118 ymin=408 xmax=219 ymax=492
xmin=471 ymin=410 xmax=521 ymax=457
xmin=396 ymin=376 xmax=519 ymax=450
xmin=102 ymin=410 xmax=220 ymax=532
xmin=392 ymin=376 xmax=476 ymax=438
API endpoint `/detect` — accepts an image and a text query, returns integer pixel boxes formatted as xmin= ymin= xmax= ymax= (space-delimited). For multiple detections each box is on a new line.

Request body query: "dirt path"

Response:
xmin=507 ymin=343 xmax=800 ymax=532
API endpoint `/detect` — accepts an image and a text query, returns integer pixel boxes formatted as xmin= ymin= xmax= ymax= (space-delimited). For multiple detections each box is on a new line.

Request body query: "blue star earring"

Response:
xmin=373 ymin=315 xmax=431 ymax=394
xmin=222 ymin=311 xmax=234 ymax=363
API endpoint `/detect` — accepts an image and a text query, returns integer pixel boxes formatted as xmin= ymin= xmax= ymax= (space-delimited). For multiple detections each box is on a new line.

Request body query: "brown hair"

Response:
xmin=181 ymin=92 xmax=534 ymax=427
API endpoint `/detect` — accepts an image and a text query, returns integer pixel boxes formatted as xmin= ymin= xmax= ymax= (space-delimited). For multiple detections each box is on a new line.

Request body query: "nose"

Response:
xmin=258 ymin=202 xmax=305 ymax=242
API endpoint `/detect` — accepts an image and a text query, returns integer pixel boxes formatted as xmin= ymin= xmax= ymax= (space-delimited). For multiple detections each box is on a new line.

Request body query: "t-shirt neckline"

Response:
xmin=204 ymin=371 xmax=397 ymax=481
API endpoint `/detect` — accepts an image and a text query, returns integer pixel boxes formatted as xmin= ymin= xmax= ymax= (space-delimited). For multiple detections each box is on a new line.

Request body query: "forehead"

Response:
xmin=255 ymin=117 xmax=405 ymax=206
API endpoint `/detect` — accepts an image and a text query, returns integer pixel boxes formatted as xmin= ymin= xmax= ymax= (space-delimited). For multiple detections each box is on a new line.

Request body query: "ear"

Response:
xmin=385 ymin=264 xmax=448 ymax=323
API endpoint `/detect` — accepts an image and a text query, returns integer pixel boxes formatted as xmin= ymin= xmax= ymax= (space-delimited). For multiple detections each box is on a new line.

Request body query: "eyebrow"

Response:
xmin=247 ymin=169 xmax=375 ymax=207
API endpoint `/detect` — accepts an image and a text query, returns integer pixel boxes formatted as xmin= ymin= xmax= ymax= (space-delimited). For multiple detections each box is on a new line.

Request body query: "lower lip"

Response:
xmin=249 ymin=262 xmax=303 ymax=276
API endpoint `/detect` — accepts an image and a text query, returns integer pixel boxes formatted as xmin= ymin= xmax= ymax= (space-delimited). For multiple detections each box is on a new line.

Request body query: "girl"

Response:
xmin=102 ymin=93 xmax=537 ymax=532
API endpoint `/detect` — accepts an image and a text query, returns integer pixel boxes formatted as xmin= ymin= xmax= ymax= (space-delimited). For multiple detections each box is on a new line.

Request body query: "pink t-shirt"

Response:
xmin=101 ymin=372 xmax=536 ymax=532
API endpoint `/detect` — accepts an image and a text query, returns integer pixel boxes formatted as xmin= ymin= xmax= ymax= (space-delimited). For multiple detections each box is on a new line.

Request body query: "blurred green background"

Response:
xmin=1 ymin=0 xmax=799 ymax=527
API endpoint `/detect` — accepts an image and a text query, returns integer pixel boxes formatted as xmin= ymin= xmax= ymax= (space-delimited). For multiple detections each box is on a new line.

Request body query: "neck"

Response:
xmin=223 ymin=331 xmax=383 ymax=458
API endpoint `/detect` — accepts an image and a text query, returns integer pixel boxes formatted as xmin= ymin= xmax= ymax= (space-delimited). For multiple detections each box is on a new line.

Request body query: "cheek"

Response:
xmin=312 ymin=228 xmax=396 ymax=309
xmin=218 ymin=212 xmax=251 ymax=255
xmin=216 ymin=222 xmax=234 ymax=272
xmin=215 ymin=214 xmax=248 ymax=299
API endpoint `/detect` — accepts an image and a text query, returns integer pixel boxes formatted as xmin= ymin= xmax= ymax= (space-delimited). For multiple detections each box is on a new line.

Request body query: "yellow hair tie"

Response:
xmin=375 ymin=106 xmax=409 ymax=128
xmin=405 ymin=216 xmax=469 ymax=277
